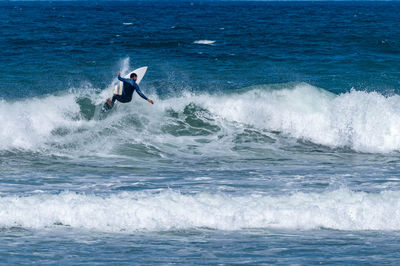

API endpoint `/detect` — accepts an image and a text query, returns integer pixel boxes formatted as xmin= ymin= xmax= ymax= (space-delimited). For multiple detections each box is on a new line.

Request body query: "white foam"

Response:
xmin=1 ymin=189 xmax=400 ymax=232
xmin=169 ymin=83 xmax=400 ymax=153
xmin=0 ymin=93 xmax=83 ymax=150
xmin=3 ymin=80 xmax=400 ymax=154
xmin=123 ymin=22 xmax=133 ymax=25
xmin=0 ymin=58 xmax=141 ymax=154
xmin=193 ymin=40 xmax=216 ymax=45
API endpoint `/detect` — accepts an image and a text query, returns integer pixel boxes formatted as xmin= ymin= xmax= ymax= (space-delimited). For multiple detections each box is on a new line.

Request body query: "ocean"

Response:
xmin=2 ymin=0 xmax=400 ymax=264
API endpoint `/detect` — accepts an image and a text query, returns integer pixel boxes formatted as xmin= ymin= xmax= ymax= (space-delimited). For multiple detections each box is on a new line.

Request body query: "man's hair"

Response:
xmin=130 ymin=73 xmax=137 ymax=78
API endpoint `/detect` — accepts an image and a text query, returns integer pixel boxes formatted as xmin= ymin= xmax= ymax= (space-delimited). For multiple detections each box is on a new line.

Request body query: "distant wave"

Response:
xmin=1 ymin=189 xmax=400 ymax=232
xmin=193 ymin=40 xmax=215 ymax=45
xmin=123 ymin=22 xmax=133 ymax=25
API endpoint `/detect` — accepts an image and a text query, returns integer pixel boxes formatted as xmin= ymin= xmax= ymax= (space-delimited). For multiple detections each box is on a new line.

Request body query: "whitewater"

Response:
xmin=2 ymin=189 xmax=400 ymax=232
xmin=2 ymin=81 xmax=400 ymax=154
xmin=2 ymin=65 xmax=400 ymax=235
xmin=3 ymin=1 xmax=400 ymax=263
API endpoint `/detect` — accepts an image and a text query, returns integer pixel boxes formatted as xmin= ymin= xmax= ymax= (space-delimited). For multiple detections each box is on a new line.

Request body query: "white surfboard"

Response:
xmin=102 ymin=66 xmax=148 ymax=113
xmin=114 ymin=66 xmax=148 ymax=95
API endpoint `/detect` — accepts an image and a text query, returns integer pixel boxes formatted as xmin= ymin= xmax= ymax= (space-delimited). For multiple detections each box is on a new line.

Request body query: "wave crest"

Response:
xmin=2 ymin=82 xmax=400 ymax=155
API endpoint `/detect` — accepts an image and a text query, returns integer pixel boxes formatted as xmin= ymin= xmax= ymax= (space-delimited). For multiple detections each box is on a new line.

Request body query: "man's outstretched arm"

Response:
xmin=135 ymin=86 xmax=154 ymax=104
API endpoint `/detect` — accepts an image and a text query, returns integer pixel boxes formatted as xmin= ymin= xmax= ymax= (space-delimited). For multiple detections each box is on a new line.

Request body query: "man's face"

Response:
xmin=133 ymin=76 xmax=137 ymax=81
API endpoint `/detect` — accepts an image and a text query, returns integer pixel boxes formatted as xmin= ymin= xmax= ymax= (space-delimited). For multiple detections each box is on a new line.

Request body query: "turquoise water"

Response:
xmin=2 ymin=1 xmax=400 ymax=264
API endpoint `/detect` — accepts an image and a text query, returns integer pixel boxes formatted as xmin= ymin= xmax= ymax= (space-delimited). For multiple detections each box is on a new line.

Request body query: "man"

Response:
xmin=106 ymin=72 xmax=154 ymax=108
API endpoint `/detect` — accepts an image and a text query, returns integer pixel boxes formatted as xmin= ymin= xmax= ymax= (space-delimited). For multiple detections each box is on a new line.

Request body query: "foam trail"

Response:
xmin=1 ymin=189 xmax=400 ymax=232
xmin=98 ymin=57 xmax=133 ymax=102
xmin=120 ymin=57 xmax=131 ymax=77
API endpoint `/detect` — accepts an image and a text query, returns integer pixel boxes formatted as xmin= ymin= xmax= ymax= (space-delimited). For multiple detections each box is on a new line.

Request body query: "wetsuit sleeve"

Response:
xmin=118 ymin=75 xmax=133 ymax=84
xmin=135 ymin=85 xmax=148 ymax=101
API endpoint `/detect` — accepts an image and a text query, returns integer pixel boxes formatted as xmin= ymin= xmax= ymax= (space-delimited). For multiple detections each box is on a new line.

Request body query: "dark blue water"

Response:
xmin=2 ymin=1 xmax=400 ymax=264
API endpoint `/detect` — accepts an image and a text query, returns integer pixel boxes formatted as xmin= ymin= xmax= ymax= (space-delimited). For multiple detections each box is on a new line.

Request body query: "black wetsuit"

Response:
xmin=112 ymin=75 xmax=148 ymax=105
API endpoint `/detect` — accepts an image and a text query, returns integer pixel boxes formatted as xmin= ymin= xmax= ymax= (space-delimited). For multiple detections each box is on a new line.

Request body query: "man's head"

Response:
xmin=130 ymin=73 xmax=137 ymax=81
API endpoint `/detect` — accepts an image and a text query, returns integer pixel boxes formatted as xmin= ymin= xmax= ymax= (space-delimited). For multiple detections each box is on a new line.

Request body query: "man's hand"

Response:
xmin=118 ymin=72 xmax=121 ymax=76
xmin=147 ymin=99 xmax=154 ymax=105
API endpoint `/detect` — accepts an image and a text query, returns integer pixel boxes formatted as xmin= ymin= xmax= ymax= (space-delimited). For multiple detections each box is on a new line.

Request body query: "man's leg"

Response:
xmin=107 ymin=94 xmax=123 ymax=108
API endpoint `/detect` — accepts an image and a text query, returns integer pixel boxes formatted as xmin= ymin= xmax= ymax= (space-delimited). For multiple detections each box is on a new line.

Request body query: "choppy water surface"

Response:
xmin=2 ymin=1 xmax=400 ymax=264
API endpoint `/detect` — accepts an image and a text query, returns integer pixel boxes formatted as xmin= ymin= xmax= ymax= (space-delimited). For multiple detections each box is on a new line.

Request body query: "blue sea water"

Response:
xmin=2 ymin=0 xmax=400 ymax=264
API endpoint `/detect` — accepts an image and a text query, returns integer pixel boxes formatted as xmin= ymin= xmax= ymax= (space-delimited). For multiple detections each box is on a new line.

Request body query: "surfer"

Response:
xmin=106 ymin=72 xmax=154 ymax=108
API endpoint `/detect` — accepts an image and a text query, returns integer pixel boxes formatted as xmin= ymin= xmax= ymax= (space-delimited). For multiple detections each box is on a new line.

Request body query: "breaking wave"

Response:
xmin=1 ymin=189 xmax=400 ymax=232
xmin=2 ymin=71 xmax=400 ymax=155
